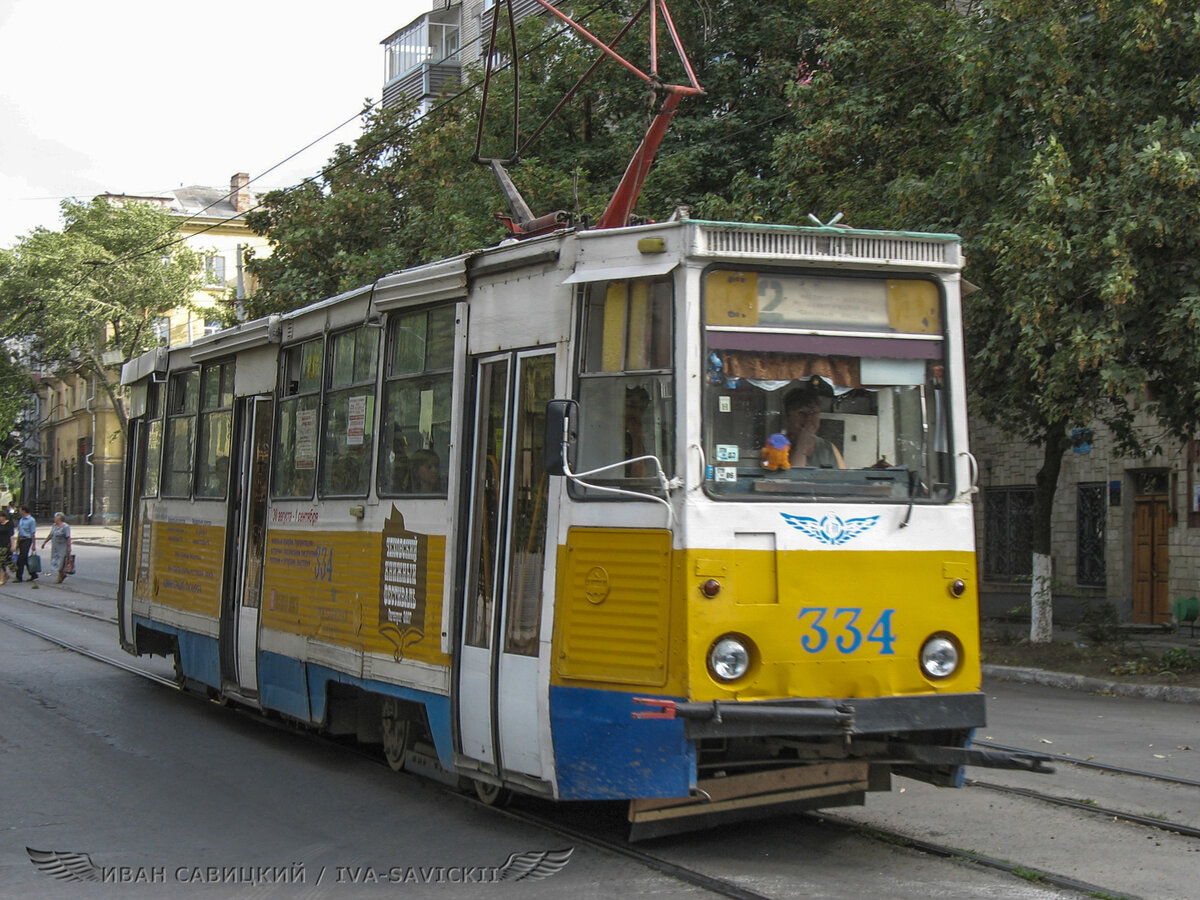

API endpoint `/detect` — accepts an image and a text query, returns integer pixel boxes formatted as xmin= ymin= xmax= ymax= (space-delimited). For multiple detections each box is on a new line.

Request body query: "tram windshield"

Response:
xmin=702 ymin=269 xmax=953 ymax=502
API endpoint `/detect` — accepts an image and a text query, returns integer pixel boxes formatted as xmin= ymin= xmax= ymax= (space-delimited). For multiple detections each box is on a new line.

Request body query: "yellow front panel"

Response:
xmin=686 ymin=548 xmax=980 ymax=703
xmin=261 ymin=510 xmax=450 ymax=668
xmin=147 ymin=521 xmax=224 ymax=618
xmin=553 ymin=527 xmax=677 ymax=687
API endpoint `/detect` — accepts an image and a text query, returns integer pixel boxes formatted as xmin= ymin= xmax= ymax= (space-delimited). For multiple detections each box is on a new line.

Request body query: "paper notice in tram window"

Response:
xmin=347 ymin=396 xmax=367 ymax=446
xmin=715 ymin=467 xmax=738 ymax=483
xmin=296 ymin=409 xmax=317 ymax=469
xmin=715 ymin=445 xmax=740 ymax=462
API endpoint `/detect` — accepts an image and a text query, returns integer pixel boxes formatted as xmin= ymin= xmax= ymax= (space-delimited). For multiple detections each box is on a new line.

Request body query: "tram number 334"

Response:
xmin=796 ymin=607 xmax=897 ymax=655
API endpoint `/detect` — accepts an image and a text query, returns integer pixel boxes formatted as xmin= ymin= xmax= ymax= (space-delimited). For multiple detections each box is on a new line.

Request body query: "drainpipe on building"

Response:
xmin=85 ymin=374 xmax=96 ymax=524
xmin=235 ymin=243 xmax=247 ymax=323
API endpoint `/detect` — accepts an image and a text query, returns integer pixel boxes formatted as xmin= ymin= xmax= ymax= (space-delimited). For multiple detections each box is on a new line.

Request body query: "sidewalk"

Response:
xmin=982 ymin=620 xmax=1200 ymax=705
xmin=64 ymin=524 xmax=123 ymax=547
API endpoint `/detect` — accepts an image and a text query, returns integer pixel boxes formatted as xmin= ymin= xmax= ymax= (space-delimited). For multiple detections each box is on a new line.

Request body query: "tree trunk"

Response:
xmin=1029 ymin=420 xmax=1070 ymax=643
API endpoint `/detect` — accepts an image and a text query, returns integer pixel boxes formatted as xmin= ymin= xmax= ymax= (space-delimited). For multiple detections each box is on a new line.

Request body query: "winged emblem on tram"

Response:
xmin=497 ymin=847 xmax=574 ymax=881
xmin=26 ymin=848 xmax=102 ymax=882
xmin=780 ymin=513 xmax=880 ymax=545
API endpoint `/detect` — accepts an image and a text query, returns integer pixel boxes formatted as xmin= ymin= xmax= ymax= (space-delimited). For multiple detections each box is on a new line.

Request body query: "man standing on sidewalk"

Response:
xmin=15 ymin=506 xmax=37 ymax=584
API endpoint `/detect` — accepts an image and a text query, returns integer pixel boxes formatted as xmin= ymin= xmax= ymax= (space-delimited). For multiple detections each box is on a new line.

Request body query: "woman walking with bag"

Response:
xmin=42 ymin=512 xmax=72 ymax=584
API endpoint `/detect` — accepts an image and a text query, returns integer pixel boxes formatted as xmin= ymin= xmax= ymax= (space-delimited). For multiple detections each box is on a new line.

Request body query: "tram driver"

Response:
xmin=782 ymin=387 xmax=846 ymax=469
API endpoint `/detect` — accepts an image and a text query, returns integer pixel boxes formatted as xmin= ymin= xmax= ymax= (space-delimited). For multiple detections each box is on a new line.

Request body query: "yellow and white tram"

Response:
xmin=119 ymin=216 xmax=1045 ymax=837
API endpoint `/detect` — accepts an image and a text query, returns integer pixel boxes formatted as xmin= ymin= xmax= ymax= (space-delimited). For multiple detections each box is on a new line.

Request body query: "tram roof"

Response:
xmin=121 ymin=217 xmax=963 ymax=384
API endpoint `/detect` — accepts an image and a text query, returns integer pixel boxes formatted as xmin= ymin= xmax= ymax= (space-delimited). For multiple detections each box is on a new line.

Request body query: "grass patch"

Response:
xmin=981 ymin=632 xmax=1200 ymax=689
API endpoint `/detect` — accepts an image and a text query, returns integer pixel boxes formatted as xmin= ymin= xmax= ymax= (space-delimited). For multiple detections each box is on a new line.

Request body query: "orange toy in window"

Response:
xmin=761 ymin=433 xmax=791 ymax=470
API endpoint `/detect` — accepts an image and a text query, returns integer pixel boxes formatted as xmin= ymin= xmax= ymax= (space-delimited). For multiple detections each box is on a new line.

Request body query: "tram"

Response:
xmin=119 ymin=214 xmax=1048 ymax=837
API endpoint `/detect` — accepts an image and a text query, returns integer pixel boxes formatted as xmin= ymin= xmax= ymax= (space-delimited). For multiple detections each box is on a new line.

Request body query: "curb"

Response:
xmin=983 ymin=664 xmax=1200 ymax=705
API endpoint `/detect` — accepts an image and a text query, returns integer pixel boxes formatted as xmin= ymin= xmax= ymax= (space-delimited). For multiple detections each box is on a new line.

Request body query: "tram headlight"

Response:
xmin=919 ymin=634 xmax=960 ymax=680
xmin=708 ymin=634 xmax=751 ymax=683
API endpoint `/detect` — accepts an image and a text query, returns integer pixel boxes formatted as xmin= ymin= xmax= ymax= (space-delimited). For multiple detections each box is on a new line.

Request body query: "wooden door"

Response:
xmin=1132 ymin=494 xmax=1170 ymax=624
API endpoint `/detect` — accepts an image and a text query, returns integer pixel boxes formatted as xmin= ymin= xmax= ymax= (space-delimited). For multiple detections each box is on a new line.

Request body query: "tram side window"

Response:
xmin=143 ymin=381 xmax=164 ymax=499
xmin=195 ymin=361 xmax=235 ymax=498
xmin=162 ymin=370 xmax=200 ymax=497
xmin=575 ymin=278 xmax=674 ymax=494
xmin=273 ymin=339 xmax=323 ymax=499
xmin=321 ymin=326 xmax=379 ymax=497
xmin=379 ymin=306 xmax=455 ymax=496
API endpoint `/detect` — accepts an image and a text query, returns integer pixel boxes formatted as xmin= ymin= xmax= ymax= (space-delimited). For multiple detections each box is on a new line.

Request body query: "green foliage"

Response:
xmin=245 ymin=0 xmax=825 ymax=310
xmin=0 ymin=347 xmax=35 ymax=471
xmin=1079 ymin=601 xmax=1122 ymax=645
xmin=0 ymin=199 xmax=202 ymax=426
xmin=1159 ymin=647 xmax=1200 ymax=672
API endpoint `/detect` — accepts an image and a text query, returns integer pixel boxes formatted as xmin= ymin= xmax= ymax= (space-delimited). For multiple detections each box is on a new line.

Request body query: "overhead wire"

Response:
xmin=92 ymin=0 xmax=629 ymax=273
xmin=71 ymin=0 xmax=1062 ymax=278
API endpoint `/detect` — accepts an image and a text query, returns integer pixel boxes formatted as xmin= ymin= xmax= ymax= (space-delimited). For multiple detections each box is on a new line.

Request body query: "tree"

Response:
xmin=0 ymin=198 xmax=202 ymax=430
xmin=772 ymin=0 xmax=1200 ymax=640
xmin=246 ymin=0 xmax=824 ymax=309
xmin=0 ymin=347 xmax=35 ymax=490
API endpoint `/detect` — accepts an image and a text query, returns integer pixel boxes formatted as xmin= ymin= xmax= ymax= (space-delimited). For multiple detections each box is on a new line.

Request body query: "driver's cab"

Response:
xmin=701 ymin=268 xmax=954 ymax=502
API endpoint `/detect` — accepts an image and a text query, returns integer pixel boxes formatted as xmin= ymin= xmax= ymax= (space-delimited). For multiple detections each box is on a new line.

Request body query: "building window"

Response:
xmin=320 ymin=327 xmax=379 ymax=497
xmin=379 ymin=306 xmax=455 ymax=495
xmin=204 ymin=255 xmax=226 ymax=286
xmin=162 ymin=370 xmax=200 ymax=497
xmin=152 ymin=316 xmax=170 ymax=346
xmin=983 ymin=486 xmax=1035 ymax=581
xmin=273 ymin=339 xmax=323 ymax=499
xmin=195 ymin=362 xmax=235 ymax=499
xmin=1077 ymin=483 xmax=1107 ymax=587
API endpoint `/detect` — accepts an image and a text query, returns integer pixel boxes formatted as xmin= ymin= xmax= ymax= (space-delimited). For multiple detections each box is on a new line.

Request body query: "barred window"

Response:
xmin=1077 ymin=483 xmax=1107 ymax=587
xmin=983 ymin=486 xmax=1034 ymax=581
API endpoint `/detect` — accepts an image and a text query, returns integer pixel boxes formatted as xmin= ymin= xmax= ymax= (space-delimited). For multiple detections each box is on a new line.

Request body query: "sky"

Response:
xmin=0 ymin=0 xmax=432 ymax=249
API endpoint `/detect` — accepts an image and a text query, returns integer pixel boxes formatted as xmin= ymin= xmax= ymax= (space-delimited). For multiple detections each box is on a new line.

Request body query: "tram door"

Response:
xmin=118 ymin=415 xmax=150 ymax=652
xmin=218 ymin=395 xmax=272 ymax=694
xmin=458 ymin=350 xmax=555 ymax=781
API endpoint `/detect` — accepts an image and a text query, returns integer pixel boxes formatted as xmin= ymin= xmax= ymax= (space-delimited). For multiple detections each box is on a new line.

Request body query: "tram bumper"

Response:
xmin=633 ymin=691 xmax=1055 ymax=772
xmin=635 ymin=691 xmax=988 ymax=738
xmin=626 ymin=692 xmax=1052 ymax=840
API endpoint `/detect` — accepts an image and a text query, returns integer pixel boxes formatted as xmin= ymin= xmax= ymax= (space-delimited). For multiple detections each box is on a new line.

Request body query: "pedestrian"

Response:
xmin=41 ymin=512 xmax=72 ymax=584
xmin=15 ymin=505 xmax=37 ymax=584
xmin=0 ymin=509 xmax=13 ymax=585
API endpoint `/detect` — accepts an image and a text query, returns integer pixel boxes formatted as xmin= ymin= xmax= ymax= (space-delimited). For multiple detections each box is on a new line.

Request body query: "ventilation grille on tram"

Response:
xmin=698 ymin=225 xmax=959 ymax=268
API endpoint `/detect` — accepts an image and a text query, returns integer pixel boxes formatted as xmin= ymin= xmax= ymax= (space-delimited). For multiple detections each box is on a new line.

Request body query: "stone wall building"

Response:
xmin=971 ymin=406 xmax=1197 ymax=627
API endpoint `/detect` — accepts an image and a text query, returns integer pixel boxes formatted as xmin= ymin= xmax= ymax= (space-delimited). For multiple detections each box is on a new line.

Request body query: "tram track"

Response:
xmin=0 ymin=600 xmax=1155 ymax=900
xmin=972 ymin=739 xmax=1200 ymax=789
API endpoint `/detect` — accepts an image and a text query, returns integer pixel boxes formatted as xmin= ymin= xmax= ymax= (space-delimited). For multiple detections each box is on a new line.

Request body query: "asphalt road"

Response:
xmin=4 ymin=539 xmax=1197 ymax=898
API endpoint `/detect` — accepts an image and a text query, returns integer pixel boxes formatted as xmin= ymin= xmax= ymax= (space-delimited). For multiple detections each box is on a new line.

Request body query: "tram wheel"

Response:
xmin=380 ymin=698 xmax=410 ymax=772
xmin=473 ymin=778 xmax=512 ymax=807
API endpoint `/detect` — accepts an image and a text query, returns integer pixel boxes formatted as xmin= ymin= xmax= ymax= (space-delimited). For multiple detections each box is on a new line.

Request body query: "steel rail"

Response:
xmin=968 ymin=779 xmax=1200 ymax=839
xmin=3 ymin=604 xmax=1146 ymax=900
xmin=812 ymin=811 xmax=1139 ymax=900
xmin=972 ymin=739 xmax=1200 ymax=789
xmin=0 ymin=612 xmax=179 ymax=689
xmin=0 ymin=607 xmax=774 ymax=900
